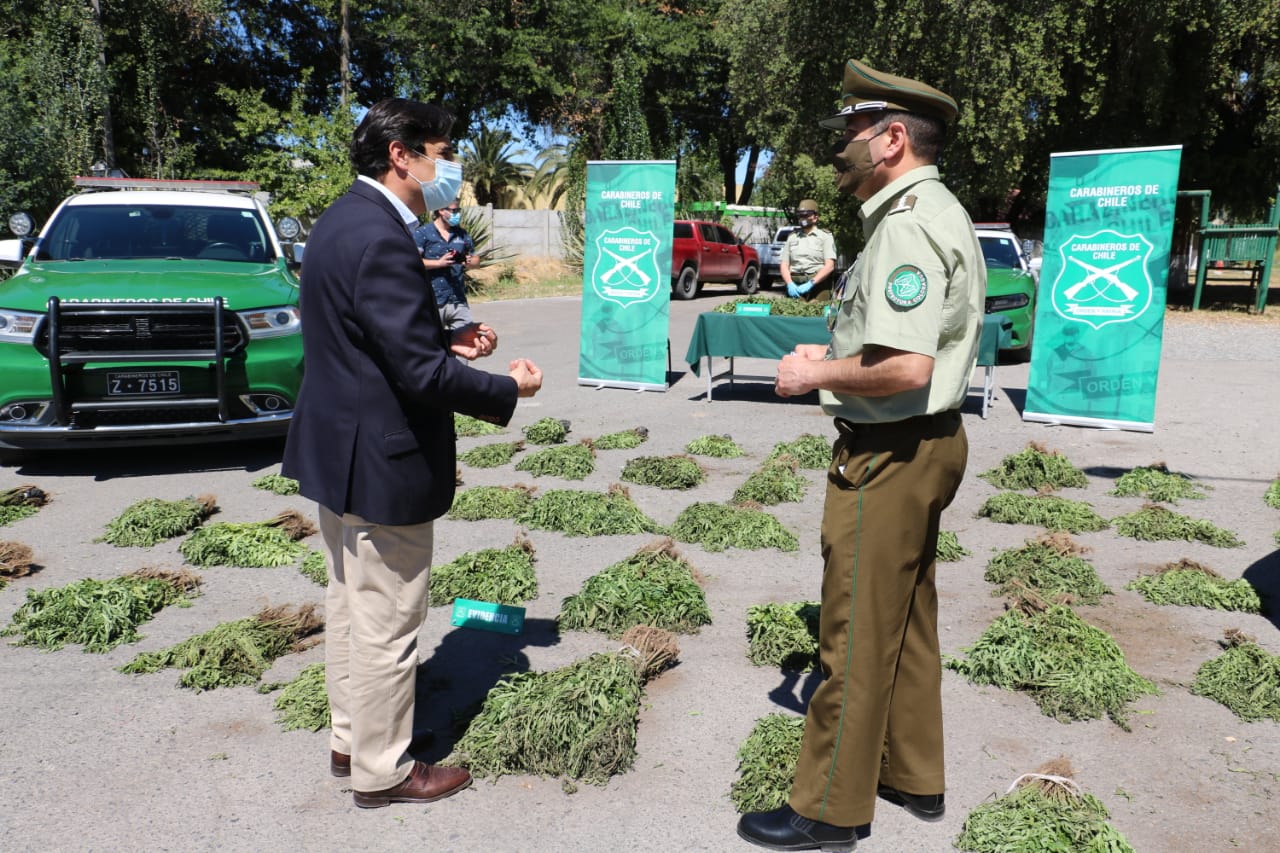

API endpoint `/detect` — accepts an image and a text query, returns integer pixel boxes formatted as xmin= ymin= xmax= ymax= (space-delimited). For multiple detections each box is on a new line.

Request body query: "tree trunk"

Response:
xmin=736 ymin=144 xmax=760 ymax=205
xmin=340 ymin=0 xmax=351 ymax=106
xmin=90 ymin=0 xmax=116 ymax=169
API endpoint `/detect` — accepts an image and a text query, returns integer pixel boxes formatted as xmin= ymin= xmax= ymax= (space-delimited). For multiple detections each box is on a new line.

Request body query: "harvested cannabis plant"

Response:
xmin=977 ymin=492 xmax=1109 ymax=533
xmin=1191 ymin=633 xmax=1280 ymax=722
xmin=514 ymin=443 xmax=595 ymax=479
xmin=120 ymin=603 xmax=323 ymax=691
xmin=1108 ymin=463 xmax=1208 ymax=503
xmin=1264 ymin=477 xmax=1280 ymax=509
xmin=517 ymin=485 xmax=661 ymax=537
xmin=299 ymin=548 xmax=327 ymax=586
xmin=955 ymin=758 xmax=1135 ymax=853
xmin=523 ymin=417 xmax=571 ymax=445
xmin=984 ymin=534 xmax=1109 ymax=605
xmin=448 ymin=484 xmax=537 ymax=520
xmin=713 ymin=297 xmax=825 ymax=317
xmin=251 ymin=474 xmax=300 ymax=495
xmin=1 ymin=568 xmax=201 ymax=652
xmin=685 ymin=434 xmax=745 ymax=458
xmin=590 ymin=427 xmax=649 ymax=451
xmin=979 ymin=443 xmax=1088 ymax=491
xmin=0 ymin=485 xmax=48 ymax=526
xmin=1126 ymin=559 xmax=1260 ymax=612
xmin=100 ymin=495 xmax=217 ymax=547
xmin=945 ymin=597 xmax=1157 ymax=728
xmin=730 ymin=713 xmax=806 ymax=813
xmin=732 ymin=458 xmax=807 ymax=506
xmin=766 ymin=435 xmax=831 ymax=469
xmin=446 ymin=626 xmax=678 ymax=785
xmin=267 ymin=662 xmax=330 ymax=732
xmin=429 ymin=536 xmax=538 ymax=606
xmin=179 ymin=510 xmax=315 ymax=567
xmin=937 ymin=530 xmax=971 ymax=562
xmin=1112 ymin=504 xmax=1243 ymax=547
xmin=454 ymin=413 xmax=505 ymax=437
xmin=745 ymin=602 xmax=820 ymax=670
xmin=459 ymin=440 xmax=525 ymax=468
xmin=558 ymin=540 xmax=710 ymax=637
xmin=671 ymin=502 xmax=799 ymax=552
xmin=620 ymin=455 xmax=705 ymax=490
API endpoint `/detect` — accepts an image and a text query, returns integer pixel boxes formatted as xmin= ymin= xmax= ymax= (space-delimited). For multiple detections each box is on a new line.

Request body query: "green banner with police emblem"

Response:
xmin=1024 ymin=145 xmax=1182 ymax=432
xmin=579 ymin=160 xmax=676 ymax=391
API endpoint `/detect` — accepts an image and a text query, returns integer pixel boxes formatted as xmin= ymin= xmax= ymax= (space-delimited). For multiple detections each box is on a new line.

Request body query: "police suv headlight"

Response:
xmin=0 ymin=308 xmax=42 ymax=343
xmin=985 ymin=293 xmax=1030 ymax=313
xmin=238 ymin=306 xmax=301 ymax=339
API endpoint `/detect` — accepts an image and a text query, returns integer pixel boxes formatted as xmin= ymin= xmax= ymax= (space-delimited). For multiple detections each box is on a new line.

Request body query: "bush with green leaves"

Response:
xmin=459 ymin=440 xmax=525 ymax=468
xmin=984 ymin=534 xmax=1109 ymax=605
xmin=685 ymin=434 xmax=745 ymax=458
xmin=448 ymin=485 xmax=536 ymax=520
xmin=1 ymin=568 xmax=200 ymax=652
xmin=1126 ymin=559 xmax=1260 ymax=612
xmin=766 ymin=435 xmax=831 ymax=469
xmin=730 ymin=714 xmax=805 ymax=813
xmin=945 ymin=602 xmax=1157 ymax=728
xmin=732 ymin=458 xmax=807 ymax=506
xmin=621 ymin=455 xmax=705 ymax=490
xmin=1108 ymin=463 xmax=1208 ymax=503
xmin=1191 ymin=637 xmax=1280 ymax=722
xmin=120 ymin=604 xmax=323 ymax=691
xmin=979 ymin=443 xmax=1088 ymax=491
xmin=517 ymin=485 xmax=661 ymax=537
xmin=429 ymin=537 xmax=538 ymax=606
xmin=745 ymin=602 xmax=820 ymax=670
xmin=977 ymin=493 xmax=1109 ymax=533
xmin=100 ymin=495 xmax=217 ymax=547
xmin=558 ymin=541 xmax=710 ymax=637
xmin=670 ymin=502 xmax=799 ymax=552
xmin=515 ymin=443 xmax=595 ymax=479
xmin=1112 ymin=504 xmax=1243 ymax=547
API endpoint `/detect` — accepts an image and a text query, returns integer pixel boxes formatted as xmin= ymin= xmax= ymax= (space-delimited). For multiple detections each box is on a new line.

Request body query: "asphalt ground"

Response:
xmin=1 ymin=290 xmax=1278 ymax=852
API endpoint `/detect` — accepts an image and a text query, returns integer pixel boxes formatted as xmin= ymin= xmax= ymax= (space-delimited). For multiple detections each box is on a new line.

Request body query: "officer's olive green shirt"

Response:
xmin=820 ymin=165 xmax=986 ymax=423
xmin=783 ymin=227 xmax=837 ymax=279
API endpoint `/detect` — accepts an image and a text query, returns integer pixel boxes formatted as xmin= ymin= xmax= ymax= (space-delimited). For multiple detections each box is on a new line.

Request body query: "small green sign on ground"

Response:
xmin=450 ymin=598 xmax=526 ymax=635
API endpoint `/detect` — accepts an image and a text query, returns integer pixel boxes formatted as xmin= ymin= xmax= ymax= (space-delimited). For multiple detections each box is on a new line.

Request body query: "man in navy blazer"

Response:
xmin=282 ymin=98 xmax=542 ymax=808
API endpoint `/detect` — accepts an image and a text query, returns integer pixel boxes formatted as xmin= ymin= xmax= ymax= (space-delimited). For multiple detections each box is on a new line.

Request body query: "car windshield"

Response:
xmin=36 ymin=204 xmax=272 ymax=263
xmin=979 ymin=235 xmax=1021 ymax=270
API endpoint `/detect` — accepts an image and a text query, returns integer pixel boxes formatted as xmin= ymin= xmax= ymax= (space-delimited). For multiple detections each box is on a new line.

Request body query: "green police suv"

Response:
xmin=975 ymin=222 xmax=1039 ymax=359
xmin=0 ymin=177 xmax=303 ymax=450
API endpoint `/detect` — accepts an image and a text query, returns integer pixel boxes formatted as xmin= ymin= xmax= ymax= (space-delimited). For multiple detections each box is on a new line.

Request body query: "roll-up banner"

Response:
xmin=1024 ymin=145 xmax=1182 ymax=432
xmin=579 ymin=160 xmax=677 ymax=391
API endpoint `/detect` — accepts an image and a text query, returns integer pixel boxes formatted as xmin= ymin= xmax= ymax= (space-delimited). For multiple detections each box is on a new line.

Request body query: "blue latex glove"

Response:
xmin=796 ymin=279 xmax=815 ymax=295
xmin=785 ymin=281 xmax=800 ymax=298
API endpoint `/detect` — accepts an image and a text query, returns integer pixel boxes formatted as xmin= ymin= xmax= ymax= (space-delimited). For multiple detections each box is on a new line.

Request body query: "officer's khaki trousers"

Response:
xmin=319 ymin=505 xmax=434 ymax=791
xmin=789 ymin=411 xmax=967 ymax=827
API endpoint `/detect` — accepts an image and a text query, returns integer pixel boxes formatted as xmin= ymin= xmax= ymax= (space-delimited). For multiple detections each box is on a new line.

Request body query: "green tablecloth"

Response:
xmin=684 ymin=313 xmax=831 ymax=376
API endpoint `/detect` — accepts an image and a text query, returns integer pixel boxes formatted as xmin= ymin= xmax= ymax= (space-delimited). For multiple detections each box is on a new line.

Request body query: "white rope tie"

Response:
xmin=1005 ymin=773 xmax=1083 ymax=798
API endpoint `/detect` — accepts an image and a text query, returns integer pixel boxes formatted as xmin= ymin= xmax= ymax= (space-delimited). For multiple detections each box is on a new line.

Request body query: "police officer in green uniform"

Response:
xmin=782 ymin=199 xmax=837 ymax=301
xmin=737 ymin=59 xmax=985 ymax=853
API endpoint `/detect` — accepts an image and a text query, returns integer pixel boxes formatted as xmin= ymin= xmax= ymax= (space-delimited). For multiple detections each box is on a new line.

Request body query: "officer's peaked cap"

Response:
xmin=818 ymin=59 xmax=958 ymax=129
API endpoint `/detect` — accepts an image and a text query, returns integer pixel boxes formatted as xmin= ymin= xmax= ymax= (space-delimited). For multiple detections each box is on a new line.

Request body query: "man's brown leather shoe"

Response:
xmin=353 ymin=760 xmax=471 ymax=809
xmin=330 ymin=751 xmax=351 ymax=778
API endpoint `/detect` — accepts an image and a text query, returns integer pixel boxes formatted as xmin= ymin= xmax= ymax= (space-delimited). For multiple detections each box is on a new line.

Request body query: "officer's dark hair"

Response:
xmin=350 ymin=98 xmax=455 ymax=178
xmin=872 ymin=110 xmax=947 ymax=163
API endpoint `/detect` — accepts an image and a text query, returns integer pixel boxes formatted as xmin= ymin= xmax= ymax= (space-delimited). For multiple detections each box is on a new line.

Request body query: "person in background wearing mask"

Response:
xmin=282 ymin=97 xmax=543 ymax=809
xmin=415 ymin=200 xmax=496 ymax=349
xmin=781 ymin=199 xmax=837 ymax=301
xmin=736 ymin=59 xmax=985 ymax=852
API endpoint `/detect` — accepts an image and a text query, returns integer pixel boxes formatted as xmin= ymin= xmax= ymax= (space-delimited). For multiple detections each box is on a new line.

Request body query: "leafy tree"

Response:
xmin=459 ymin=125 xmax=534 ymax=208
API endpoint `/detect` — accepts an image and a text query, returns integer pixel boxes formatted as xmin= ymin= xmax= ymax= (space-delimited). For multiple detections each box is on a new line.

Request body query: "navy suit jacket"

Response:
xmin=282 ymin=180 xmax=517 ymax=525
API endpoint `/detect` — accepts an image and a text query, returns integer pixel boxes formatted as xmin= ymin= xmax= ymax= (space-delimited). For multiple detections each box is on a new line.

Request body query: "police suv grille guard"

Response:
xmin=38 ymin=296 xmax=247 ymax=427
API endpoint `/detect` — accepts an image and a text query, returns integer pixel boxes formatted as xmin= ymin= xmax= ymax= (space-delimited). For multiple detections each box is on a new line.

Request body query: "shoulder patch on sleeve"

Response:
xmin=885 ymin=264 xmax=928 ymax=308
xmin=888 ymin=194 xmax=917 ymax=215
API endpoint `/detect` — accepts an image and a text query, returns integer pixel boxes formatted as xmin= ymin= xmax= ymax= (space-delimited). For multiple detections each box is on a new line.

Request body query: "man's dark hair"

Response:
xmin=873 ymin=110 xmax=947 ymax=163
xmin=350 ymin=98 xmax=455 ymax=178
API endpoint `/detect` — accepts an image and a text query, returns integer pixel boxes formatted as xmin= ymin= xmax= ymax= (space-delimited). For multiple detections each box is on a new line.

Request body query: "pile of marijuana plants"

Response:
xmin=979 ymin=443 xmax=1088 ymax=491
xmin=977 ymin=493 xmax=1109 ymax=534
xmin=620 ymin=454 xmax=705 ymax=490
xmin=429 ymin=536 xmax=538 ymax=606
xmin=459 ymin=440 xmax=525 ymax=468
xmin=517 ymin=485 xmax=661 ymax=537
xmin=745 ymin=601 xmax=820 ymax=670
xmin=514 ymin=443 xmax=595 ymax=479
xmin=732 ymin=457 xmax=807 ymax=506
xmin=100 ymin=495 xmax=217 ymax=547
xmin=0 ymin=485 xmax=48 ymax=526
xmin=685 ymin=434 xmax=744 ymax=458
xmin=179 ymin=510 xmax=316 ymax=567
xmin=984 ymin=534 xmax=1109 ymax=604
xmin=1191 ymin=630 xmax=1280 ymax=722
xmin=454 ymin=413 xmax=505 ymax=436
xmin=1111 ymin=504 xmax=1242 ymax=547
xmin=558 ymin=540 xmax=711 ymax=637
xmin=730 ymin=713 xmax=805 ymax=812
xmin=589 ymin=427 xmax=649 ymax=450
xmin=1108 ymin=463 xmax=1208 ymax=503
xmin=265 ymin=662 xmax=330 ymax=732
xmin=523 ymin=416 xmax=571 ymax=445
xmin=251 ymin=474 xmax=299 ymax=495
xmin=670 ymin=502 xmax=799 ymax=552
xmin=448 ymin=485 xmax=536 ymax=520
xmin=1126 ymin=559 xmax=1260 ymax=612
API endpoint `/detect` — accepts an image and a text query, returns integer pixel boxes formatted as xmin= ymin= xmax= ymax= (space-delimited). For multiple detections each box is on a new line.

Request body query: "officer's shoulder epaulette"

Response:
xmin=887 ymin=194 xmax=917 ymax=215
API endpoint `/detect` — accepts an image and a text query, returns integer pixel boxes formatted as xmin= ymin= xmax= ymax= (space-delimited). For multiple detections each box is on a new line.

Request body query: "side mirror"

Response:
xmin=0 ymin=238 xmax=28 ymax=268
xmin=286 ymin=242 xmax=305 ymax=267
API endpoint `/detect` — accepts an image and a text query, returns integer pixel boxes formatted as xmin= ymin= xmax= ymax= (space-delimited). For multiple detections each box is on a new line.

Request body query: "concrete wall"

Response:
xmin=467 ymin=205 xmax=564 ymax=260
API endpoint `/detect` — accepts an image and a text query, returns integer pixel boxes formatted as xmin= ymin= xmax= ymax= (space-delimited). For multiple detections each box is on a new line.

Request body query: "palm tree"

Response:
xmin=458 ymin=125 xmax=533 ymax=208
xmin=524 ymin=143 xmax=572 ymax=209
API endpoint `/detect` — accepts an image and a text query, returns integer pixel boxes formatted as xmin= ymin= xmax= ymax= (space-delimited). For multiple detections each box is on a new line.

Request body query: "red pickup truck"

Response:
xmin=671 ymin=220 xmax=761 ymax=299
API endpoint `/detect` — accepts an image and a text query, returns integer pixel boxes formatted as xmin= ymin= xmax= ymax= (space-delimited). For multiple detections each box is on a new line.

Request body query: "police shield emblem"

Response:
xmin=1050 ymin=229 xmax=1154 ymax=330
xmin=591 ymin=227 xmax=663 ymax=308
